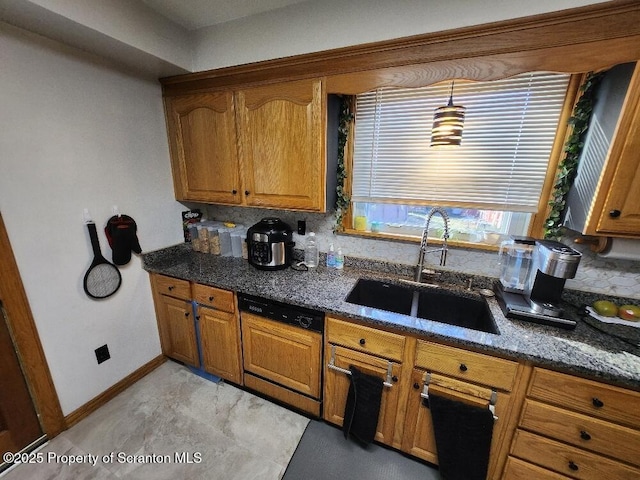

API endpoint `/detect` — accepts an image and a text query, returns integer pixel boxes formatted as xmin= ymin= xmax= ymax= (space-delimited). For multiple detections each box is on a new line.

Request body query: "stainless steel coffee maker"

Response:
xmin=496 ymin=237 xmax=582 ymax=328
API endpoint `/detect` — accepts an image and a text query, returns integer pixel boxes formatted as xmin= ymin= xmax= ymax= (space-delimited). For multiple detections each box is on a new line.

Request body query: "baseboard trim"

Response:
xmin=64 ymin=355 xmax=167 ymax=429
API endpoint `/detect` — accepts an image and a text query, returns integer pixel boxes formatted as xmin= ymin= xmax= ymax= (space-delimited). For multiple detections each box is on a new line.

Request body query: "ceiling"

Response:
xmin=140 ymin=0 xmax=313 ymax=30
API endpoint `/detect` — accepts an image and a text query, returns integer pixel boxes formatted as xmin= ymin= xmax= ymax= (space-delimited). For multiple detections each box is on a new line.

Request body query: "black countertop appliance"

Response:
xmin=246 ymin=218 xmax=294 ymax=270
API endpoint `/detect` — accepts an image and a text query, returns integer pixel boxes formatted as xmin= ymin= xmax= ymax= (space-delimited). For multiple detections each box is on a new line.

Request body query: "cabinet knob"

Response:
xmin=208 ymin=296 xmax=214 ymax=302
xmin=459 ymin=363 xmax=468 ymax=372
xmin=232 ymin=189 xmax=238 ymax=195
xmin=168 ymin=286 xmax=174 ymax=291
xmin=580 ymin=430 xmax=591 ymax=441
xmin=413 ymin=382 xmax=420 ymax=390
xmin=609 ymin=209 xmax=621 ymax=218
xmin=184 ymin=312 xmax=190 ymax=317
xmin=392 ymin=376 xmax=398 ymax=383
xmin=592 ymin=397 xmax=604 ymax=408
xmin=359 ymin=338 xmax=366 ymax=345
xmin=245 ymin=190 xmax=250 ymax=196
xmin=568 ymin=461 xmax=579 ymax=471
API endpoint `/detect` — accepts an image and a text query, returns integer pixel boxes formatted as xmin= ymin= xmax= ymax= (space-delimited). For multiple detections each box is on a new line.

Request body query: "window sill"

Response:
xmin=338 ymin=228 xmax=501 ymax=252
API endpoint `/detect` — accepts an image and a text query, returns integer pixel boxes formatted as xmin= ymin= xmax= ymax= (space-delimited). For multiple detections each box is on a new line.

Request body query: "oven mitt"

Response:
xmin=105 ymin=215 xmax=141 ymax=265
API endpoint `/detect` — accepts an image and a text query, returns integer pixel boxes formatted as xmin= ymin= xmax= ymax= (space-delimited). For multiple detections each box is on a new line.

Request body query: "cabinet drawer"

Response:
xmin=192 ymin=283 xmax=235 ymax=313
xmin=326 ymin=317 xmax=405 ymax=362
xmin=520 ymin=399 xmax=640 ymax=466
xmin=415 ymin=340 xmax=518 ymax=391
xmin=529 ymin=368 xmax=640 ymax=428
xmin=511 ymin=429 xmax=640 ymax=480
xmin=503 ymin=456 xmax=571 ymax=480
xmin=153 ymin=274 xmax=191 ymax=300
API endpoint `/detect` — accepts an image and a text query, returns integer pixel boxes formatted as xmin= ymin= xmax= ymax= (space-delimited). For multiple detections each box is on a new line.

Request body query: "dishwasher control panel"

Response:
xmin=238 ymin=293 xmax=324 ymax=334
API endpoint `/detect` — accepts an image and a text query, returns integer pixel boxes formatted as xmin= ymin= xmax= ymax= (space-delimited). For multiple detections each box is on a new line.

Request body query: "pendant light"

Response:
xmin=430 ymin=81 xmax=466 ymax=147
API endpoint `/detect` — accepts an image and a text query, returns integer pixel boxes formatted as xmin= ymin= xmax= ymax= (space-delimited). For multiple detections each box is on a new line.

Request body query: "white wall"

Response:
xmin=0 ymin=0 xmax=193 ymax=77
xmin=193 ymin=0 xmax=608 ymax=71
xmin=0 ymin=22 xmax=184 ymax=415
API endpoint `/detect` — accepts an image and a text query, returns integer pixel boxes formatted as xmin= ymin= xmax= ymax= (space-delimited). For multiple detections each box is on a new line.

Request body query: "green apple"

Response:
xmin=592 ymin=300 xmax=618 ymax=317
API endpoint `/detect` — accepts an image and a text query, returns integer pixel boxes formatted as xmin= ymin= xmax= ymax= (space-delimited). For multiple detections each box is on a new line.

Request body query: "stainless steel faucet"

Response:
xmin=414 ymin=207 xmax=450 ymax=282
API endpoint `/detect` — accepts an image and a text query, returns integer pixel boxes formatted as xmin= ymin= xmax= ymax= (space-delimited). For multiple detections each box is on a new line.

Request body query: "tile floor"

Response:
xmin=2 ymin=361 xmax=309 ymax=480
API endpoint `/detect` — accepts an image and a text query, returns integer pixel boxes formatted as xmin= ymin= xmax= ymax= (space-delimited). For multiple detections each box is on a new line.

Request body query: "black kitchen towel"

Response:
xmin=428 ymin=392 xmax=494 ymax=480
xmin=105 ymin=215 xmax=142 ymax=266
xmin=342 ymin=366 xmax=384 ymax=446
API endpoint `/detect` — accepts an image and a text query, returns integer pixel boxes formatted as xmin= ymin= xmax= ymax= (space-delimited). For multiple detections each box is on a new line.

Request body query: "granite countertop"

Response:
xmin=143 ymin=244 xmax=640 ymax=390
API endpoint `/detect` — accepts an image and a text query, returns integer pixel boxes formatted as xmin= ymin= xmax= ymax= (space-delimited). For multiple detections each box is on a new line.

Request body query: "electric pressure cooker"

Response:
xmin=246 ymin=218 xmax=294 ymax=270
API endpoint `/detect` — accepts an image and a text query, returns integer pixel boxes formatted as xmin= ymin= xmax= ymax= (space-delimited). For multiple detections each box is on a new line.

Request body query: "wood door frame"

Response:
xmin=0 ymin=212 xmax=65 ymax=438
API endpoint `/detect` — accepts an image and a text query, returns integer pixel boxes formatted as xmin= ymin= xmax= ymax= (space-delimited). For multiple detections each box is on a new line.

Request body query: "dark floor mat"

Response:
xmin=282 ymin=420 xmax=441 ymax=480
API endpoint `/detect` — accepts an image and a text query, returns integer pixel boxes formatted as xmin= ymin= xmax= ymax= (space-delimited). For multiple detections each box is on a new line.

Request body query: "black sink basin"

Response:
xmin=416 ymin=289 xmax=498 ymax=334
xmin=344 ymin=278 xmax=414 ymax=316
xmin=345 ymin=278 xmax=499 ymax=334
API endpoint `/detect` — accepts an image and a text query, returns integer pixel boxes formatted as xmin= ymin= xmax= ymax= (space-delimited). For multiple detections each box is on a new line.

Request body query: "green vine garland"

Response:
xmin=334 ymin=96 xmax=354 ymax=233
xmin=544 ymin=72 xmax=605 ymax=239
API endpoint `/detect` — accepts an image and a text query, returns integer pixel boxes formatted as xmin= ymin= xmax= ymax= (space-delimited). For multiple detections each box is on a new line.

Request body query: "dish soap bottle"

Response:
xmin=326 ymin=243 xmax=336 ymax=268
xmin=304 ymin=232 xmax=319 ymax=267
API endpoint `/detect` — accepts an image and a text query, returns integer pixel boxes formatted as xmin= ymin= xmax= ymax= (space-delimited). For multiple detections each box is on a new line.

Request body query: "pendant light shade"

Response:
xmin=430 ymin=82 xmax=466 ymax=147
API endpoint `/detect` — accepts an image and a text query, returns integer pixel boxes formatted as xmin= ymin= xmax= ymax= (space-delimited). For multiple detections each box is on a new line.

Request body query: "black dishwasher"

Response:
xmin=237 ymin=293 xmax=324 ymax=333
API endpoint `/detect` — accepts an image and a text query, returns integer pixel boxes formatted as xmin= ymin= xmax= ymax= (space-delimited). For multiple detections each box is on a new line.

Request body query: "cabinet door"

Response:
xmin=402 ymin=369 xmax=509 ymax=478
xmin=589 ymin=63 xmax=640 ymax=236
xmin=165 ymin=92 xmax=241 ymax=204
xmin=236 ymin=79 xmax=325 ymax=211
xmin=323 ymin=345 xmax=401 ymax=447
xmin=241 ymin=313 xmax=322 ymax=398
xmin=157 ymin=295 xmax=199 ymax=367
xmin=198 ymin=305 xmax=242 ymax=384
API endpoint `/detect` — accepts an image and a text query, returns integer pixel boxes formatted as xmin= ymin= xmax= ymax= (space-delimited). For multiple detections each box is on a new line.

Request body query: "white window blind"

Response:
xmin=352 ymin=73 xmax=571 ymax=212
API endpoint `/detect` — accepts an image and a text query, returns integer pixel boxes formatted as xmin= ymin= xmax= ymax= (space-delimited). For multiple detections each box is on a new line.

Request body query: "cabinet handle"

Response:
xmin=609 ymin=209 xmax=621 ymax=218
xmin=459 ymin=363 xmax=468 ymax=372
xmin=568 ymin=461 xmax=579 ymax=471
xmin=592 ymin=397 xmax=604 ymax=408
xmin=359 ymin=338 xmax=366 ymax=345
xmin=580 ymin=430 xmax=591 ymax=441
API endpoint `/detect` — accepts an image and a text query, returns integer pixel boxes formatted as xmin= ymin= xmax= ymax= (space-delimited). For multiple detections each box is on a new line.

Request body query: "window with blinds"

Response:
xmin=352 ymin=73 xmax=571 ymax=213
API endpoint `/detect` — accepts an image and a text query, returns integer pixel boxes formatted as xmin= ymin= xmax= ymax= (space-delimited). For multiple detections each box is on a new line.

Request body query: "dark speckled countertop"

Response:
xmin=143 ymin=244 xmax=640 ymax=390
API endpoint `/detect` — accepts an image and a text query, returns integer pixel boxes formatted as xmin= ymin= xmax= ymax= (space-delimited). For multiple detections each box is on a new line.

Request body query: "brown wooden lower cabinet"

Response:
xmin=156 ymin=294 xmax=199 ymax=367
xmin=503 ymin=456 xmax=572 ymax=479
xmin=505 ymin=367 xmax=640 ymax=480
xmin=197 ymin=305 xmax=242 ymax=384
xmin=323 ymin=344 xmax=402 ymax=446
xmin=401 ymin=368 xmax=511 ymax=478
xmin=510 ymin=430 xmax=640 ymax=479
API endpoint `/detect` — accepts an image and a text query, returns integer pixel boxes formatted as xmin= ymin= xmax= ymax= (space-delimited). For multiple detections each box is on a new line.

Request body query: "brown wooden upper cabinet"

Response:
xmin=586 ymin=63 xmax=640 ymax=237
xmin=165 ymin=91 xmax=241 ymax=204
xmin=164 ymin=78 xmax=328 ymax=212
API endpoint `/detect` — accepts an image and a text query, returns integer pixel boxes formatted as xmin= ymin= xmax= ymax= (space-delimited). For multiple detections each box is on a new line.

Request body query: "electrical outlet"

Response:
xmin=297 ymin=220 xmax=306 ymax=235
xmin=95 ymin=344 xmax=110 ymax=364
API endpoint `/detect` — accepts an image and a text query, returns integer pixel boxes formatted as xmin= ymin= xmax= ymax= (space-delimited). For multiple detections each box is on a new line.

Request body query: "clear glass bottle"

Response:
xmin=304 ymin=232 xmax=319 ymax=267
xmin=335 ymin=248 xmax=344 ymax=270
